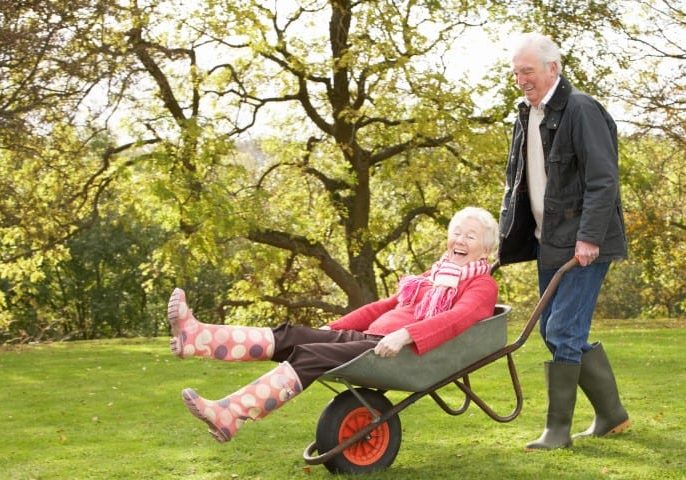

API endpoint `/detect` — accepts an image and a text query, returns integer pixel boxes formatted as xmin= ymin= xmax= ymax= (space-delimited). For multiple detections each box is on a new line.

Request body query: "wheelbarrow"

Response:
xmin=303 ymin=258 xmax=579 ymax=474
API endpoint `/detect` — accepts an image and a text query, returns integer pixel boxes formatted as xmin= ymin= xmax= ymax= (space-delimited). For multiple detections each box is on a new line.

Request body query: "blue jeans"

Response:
xmin=537 ymin=258 xmax=610 ymax=363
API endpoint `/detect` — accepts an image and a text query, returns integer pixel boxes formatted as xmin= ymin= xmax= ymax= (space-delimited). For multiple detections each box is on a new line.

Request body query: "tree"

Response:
xmin=86 ymin=0 xmax=507 ymax=322
xmin=608 ymin=136 xmax=686 ymax=317
xmin=5 ymin=0 xmax=676 ymax=343
xmin=591 ymin=0 xmax=686 ymax=317
xmin=614 ymin=1 xmax=686 ymax=146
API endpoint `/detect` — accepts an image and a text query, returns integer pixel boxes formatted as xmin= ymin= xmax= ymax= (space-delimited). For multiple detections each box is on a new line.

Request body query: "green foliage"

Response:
xmin=0 ymin=126 xmax=102 ymax=335
xmin=1 ymin=1 xmax=685 ymax=341
xmin=2 ymin=211 xmax=164 ymax=342
xmin=612 ymin=136 xmax=686 ymax=318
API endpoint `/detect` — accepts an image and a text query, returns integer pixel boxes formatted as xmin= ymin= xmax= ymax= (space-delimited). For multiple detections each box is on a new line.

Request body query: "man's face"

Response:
xmin=512 ymin=48 xmax=558 ymax=108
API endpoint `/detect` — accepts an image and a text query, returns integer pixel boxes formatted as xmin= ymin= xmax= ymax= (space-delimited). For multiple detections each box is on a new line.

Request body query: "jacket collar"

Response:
xmin=517 ymin=75 xmax=573 ymax=114
xmin=545 ymin=75 xmax=572 ymax=111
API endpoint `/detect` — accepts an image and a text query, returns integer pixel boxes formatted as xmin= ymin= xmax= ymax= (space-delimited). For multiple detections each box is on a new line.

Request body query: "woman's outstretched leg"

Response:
xmin=181 ymin=361 xmax=302 ymax=442
xmin=167 ymin=288 xmax=274 ymax=361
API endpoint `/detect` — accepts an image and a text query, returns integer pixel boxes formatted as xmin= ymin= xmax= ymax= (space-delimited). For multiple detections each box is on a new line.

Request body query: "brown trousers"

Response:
xmin=270 ymin=323 xmax=382 ymax=389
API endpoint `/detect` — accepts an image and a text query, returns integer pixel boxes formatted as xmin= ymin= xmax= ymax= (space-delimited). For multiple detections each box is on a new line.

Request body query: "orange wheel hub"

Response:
xmin=338 ymin=407 xmax=391 ymax=466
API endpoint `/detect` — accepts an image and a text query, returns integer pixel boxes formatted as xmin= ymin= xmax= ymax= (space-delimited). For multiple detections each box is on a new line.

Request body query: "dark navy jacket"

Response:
xmin=499 ymin=76 xmax=627 ymax=268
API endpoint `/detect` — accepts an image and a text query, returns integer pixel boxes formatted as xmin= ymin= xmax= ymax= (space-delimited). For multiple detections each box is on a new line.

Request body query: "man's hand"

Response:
xmin=374 ymin=328 xmax=412 ymax=358
xmin=575 ymin=240 xmax=600 ymax=267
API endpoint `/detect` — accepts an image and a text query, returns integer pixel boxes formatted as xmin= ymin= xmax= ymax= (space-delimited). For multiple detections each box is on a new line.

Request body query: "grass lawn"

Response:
xmin=1 ymin=319 xmax=684 ymax=480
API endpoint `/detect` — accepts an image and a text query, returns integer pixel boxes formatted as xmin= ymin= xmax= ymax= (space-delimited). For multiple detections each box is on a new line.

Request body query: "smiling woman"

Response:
xmin=446 ymin=206 xmax=500 ymax=266
xmin=167 ymin=206 xmax=500 ymax=445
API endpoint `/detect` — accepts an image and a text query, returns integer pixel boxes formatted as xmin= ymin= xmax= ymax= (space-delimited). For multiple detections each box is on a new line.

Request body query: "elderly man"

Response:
xmin=498 ymin=32 xmax=630 ymax=450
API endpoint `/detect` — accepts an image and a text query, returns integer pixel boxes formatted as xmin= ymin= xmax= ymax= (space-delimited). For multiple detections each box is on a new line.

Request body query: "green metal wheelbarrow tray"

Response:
xmin=303 ymin=258 xmax=579 ymax=474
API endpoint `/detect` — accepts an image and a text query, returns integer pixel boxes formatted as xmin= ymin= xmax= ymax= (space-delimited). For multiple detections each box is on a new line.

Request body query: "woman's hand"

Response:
xmin=374 ymin=328 xmax=412 ymax=358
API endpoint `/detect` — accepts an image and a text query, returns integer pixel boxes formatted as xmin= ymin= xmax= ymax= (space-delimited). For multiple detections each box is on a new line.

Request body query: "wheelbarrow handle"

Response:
xmin=511 ymin=257 xmax=580 ymax=349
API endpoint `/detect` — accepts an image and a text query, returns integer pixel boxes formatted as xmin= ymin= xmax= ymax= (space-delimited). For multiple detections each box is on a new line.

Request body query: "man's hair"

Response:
xmin=448 ymin=207 xmax=500 ymax=257
xmin=511 ymin=32 xmax=562 ymax=73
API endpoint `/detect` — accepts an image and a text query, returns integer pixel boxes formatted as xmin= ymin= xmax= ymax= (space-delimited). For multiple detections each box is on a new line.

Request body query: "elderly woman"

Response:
xmin=169 ymin=206 xmax=499 ymax=443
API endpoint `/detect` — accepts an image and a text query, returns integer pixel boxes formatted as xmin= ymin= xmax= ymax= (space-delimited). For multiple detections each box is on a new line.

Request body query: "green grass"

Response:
xmin=1 ymin=321 xmax=685 ymax=480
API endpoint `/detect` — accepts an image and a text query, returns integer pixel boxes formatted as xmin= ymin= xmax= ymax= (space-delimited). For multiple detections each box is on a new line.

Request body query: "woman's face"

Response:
xmin=446 ymin=217 xmax=487 ymax=266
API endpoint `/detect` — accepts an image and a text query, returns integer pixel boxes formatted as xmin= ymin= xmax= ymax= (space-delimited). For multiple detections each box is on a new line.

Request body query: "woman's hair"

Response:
xmin=511 ymin=32 xmax=562 ymax=73
xmin=448 ymin=206 xmax=500 ymax=257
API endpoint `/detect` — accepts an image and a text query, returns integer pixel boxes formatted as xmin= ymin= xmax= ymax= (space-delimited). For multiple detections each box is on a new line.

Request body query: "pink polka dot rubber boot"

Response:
xmin=167 ymin=288 xmax=275 ymax=361
xmin=181 ymin=361 xmax=302 ymax=442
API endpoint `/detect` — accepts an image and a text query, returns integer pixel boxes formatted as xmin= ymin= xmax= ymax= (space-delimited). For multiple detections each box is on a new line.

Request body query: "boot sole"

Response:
xmin=167 ymin=288 xmax=184 ymax=339
xmin=181 ymin=389 xmax=231 ymax=443
xmin=167 ymin=289 xmax=186 ymax=358
xmin=606 ymin=418 xmax=631 ymax=436
xmin=574 ymin=418 xmax=631 ymax=439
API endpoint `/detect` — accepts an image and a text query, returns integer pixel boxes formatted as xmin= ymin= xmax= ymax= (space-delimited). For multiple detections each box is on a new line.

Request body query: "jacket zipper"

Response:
xmin=504 ymin=118 xmax=526 ymax=238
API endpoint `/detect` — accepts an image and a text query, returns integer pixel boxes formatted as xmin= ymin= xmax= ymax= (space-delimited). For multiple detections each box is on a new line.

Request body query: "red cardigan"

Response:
xmin=328 ymin=274 xmax=498 ymax=355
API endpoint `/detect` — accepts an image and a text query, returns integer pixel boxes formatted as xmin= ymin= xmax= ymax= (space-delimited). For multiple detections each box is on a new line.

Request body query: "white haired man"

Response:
xmin=499 ymin=32 xmax=630 ymax=450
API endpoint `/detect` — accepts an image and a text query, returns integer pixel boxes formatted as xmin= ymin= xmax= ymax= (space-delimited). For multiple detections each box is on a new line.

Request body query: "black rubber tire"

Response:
xmin=315 ymin=388 xmax=402 ymax=474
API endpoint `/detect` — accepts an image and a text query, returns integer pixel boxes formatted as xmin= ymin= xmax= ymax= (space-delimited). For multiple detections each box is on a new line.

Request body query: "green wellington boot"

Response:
xmin=574 ymin=343 xmax=630 ymax=438
xmin=526 ymin=361 xmax=581 ymax=451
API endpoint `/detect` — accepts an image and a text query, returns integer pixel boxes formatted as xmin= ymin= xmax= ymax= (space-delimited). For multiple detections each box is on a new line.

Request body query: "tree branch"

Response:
xmin=126 ymin=27 xmax=186 ymax=123
xmin=261 ymin=295 xmax=347 ymax=315
xmin=247 ymin=229 xmax=361 ymax=300
xmin=369 ymin=134 xmax=452 ymax=166
xmin=374 ymin=205 xmax=439 ymax=253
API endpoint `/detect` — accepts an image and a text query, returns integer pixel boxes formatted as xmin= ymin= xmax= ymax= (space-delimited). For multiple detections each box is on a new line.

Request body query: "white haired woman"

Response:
xmin=168 ymin=206 xmax=499 ymax=443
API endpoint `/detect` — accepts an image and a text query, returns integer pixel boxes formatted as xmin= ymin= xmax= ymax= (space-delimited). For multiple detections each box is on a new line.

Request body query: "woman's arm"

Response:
xmin=328 ymin=295 xmax=399 ymax=331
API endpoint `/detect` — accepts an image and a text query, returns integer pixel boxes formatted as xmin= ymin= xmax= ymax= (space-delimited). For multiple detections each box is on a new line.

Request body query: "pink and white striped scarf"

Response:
xmin=396 ymin=256 xmax=490 ymax=320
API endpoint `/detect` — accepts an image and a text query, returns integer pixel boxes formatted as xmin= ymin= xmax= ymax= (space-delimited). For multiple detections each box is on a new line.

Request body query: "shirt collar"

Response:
xmin=524 ymin=76 xmax=561 ymax=110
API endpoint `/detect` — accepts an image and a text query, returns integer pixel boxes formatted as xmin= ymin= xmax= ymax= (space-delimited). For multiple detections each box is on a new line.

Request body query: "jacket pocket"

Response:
xmin=548 ymin=151 xmax=575 ymax=164
xmin=542 ymin=196 xmax=582 ymax=248
xmin=547 ymin=151 xmax=584 ymax=196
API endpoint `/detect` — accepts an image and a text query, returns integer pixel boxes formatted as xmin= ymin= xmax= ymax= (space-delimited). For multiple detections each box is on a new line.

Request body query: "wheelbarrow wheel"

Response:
xmin=316 ymin=388 xmax=401 ymax=474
